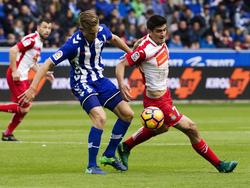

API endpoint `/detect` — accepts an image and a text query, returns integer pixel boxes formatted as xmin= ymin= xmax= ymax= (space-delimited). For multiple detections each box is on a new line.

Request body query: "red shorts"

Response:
xmin=6 ymin=68 xmax=30 ymax=108
xmin=143 ymin=89 xmax=183 ymax=127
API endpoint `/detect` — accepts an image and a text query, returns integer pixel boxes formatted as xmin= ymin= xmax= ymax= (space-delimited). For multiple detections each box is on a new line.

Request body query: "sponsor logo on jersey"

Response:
xmin=53 ymin=50 xmax=63 ymax=60
xmin=131 ymin=52 xmax=140 ymax=62
xmin=22 ymin=39 xmax=32 ymax=47
xmin=156 ymin=50 xmax=168 ymax=66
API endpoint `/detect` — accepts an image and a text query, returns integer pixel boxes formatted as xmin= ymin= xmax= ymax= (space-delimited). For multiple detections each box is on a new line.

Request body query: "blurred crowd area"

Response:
xmin=0 ymin=0 xmax=250 ymax=50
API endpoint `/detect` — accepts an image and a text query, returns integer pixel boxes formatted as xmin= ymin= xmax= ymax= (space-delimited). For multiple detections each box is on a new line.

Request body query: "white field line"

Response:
xmin=1 ymin=141 xmax=249 ymax=146
xmin=0 ymin=141 xmax=192 ymax=146
xmin=12 ymin=130 xmax=250 ymax=134
xmin=1 ymin=100 xmax=249 ymax=105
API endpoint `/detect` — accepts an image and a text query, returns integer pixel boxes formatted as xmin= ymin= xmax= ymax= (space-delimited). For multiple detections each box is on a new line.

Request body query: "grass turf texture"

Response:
xmin=0 ymin=103 xmax=249 ymax=188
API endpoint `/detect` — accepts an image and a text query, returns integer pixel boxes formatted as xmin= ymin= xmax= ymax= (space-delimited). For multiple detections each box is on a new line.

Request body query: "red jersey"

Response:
xmin=125 ymin=34 xmax=170 ymax=91
xmin=125 ymin=35 xmax=183 ymax=127
xmin=14 ymin=31 xmax=43 ymax=81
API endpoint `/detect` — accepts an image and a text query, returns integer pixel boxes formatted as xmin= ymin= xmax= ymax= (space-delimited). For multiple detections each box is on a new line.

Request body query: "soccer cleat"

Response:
xmin=117 ymin=142 xmax=130 ymax=168
xmin=85 ymin=166 xmax=106 ymax=175
xmin=100 ymin=155 xmax=127 ymax=171
xmin=2 ymin=132 xmax=18 ymax=141
xmin=216 ymin=161 xmax=238 ymax=173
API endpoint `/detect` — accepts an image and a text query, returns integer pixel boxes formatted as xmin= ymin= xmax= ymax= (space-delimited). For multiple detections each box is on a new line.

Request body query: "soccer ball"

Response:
xmin=140 ymin=106 xmax=164 ymax=129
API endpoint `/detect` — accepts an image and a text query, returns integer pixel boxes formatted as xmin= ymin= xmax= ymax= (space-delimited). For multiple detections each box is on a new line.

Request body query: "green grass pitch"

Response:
xmin=0 ymin=103 xmax=250 ymax=188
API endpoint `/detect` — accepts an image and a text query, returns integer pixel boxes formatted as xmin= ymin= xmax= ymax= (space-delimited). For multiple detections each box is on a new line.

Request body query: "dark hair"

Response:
xmin=37 ymin=18 xmax=51 ymax=25
xmin=146 ymin=15 xmax=167 ymax=31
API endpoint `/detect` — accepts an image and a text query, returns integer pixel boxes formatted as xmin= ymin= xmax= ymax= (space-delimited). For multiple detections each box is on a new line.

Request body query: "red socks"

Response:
xmin=192 ymin=139 xmax=220 ymax=167
xmin=0 ymin=103 xmax=20 ymax=113
xmin=124 ymin=127 xmax=156 ymax=150
xmin=4 ymin=113 xmax=26 ymax=136
xmin=124 ymin=127 xmax=220 ymax=168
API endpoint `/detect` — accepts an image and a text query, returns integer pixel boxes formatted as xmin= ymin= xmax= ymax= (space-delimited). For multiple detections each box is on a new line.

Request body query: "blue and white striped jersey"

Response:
xmin=49 ymin=24 xmax=112 ymax=84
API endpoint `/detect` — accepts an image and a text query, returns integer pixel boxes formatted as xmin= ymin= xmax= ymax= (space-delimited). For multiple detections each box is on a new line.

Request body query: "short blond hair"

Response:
xmin=79 ymin=10 xmax=99 ymax=30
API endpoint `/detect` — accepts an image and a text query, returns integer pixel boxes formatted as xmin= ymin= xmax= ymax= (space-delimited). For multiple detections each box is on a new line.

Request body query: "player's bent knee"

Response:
xmin=115 ymin=105 xmax=134 ymax=122
xmin=154 ymin=125 xmax=169 ymax=135
xmin=96 ymin=117 xmax=106 ymax=128
xmin=92 ymin=115 xmax=106 ymax=129
xmin=122 ymin=110 xmax=134 ymax=122
xmin=20 ymin=105 xmax=31 ymax=113
xmin=89 ymin=108 xmax=107 ymax=129
xmin=186 ymin=122 xmax=199 ymax=136
xmin=190 ymin=122 xmax=198 ymax=131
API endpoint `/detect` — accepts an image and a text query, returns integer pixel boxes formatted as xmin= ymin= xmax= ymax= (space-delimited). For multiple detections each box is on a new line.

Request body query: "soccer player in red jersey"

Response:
xmin=0 ymin=19 xmax=53 ymax=141
xmin=116 ymin=15 xmax=238 ymax=173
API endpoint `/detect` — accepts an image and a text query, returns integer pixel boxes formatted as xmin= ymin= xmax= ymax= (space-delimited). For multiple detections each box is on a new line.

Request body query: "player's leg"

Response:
xmin=2 ymin=105 xmax=30 ymax=141
xmin=97 ymin=78 xmax=131 ymax=171
xmin=118 ymin=91 xmax=175 ymax=168
xmin=71 ymin=82 xmax=106 ymax=174
xmin=2 ymin=75 xmax=30 ymax=141
xmin=86 ymin=106 xmax=106 ymax=175
xmin=0 ymin=103 xmax=20 ymax=113
xmin=174 ymin=115 xmax=238 ymax=173
xmin=0 ymin=69 xmax=20 ymax=113
xmin=117 ymin=125 xmax=168 ymax=168
xmin=83 ymin=97 xmax=107 ymax=175
xmin=120 ymin=89 xmax=176 ymax=151
xmin=103 ymin=100 xmax=133 ymax=157
xmin=100 ymin=100 xmax=133 ymax=171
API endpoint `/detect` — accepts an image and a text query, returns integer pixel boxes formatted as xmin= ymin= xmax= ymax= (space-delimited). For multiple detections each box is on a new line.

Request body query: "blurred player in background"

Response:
xmin=20 ymin=10 xmax=134 ymax=175
xmin=116 ymin=15 xmax=238 ymax=173
xmin=0 ymin=19 xmax=53 ymax=141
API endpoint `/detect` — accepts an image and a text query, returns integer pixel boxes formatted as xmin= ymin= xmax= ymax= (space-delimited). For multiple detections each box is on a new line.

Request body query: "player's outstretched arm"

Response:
xmin=18 ymin=59 xmax=54 ymax=104
xmin=109 ymin=34 xmax=131 ymax=54
xmin=31 ymin=63 xmax=55 ymax=83
xmin=116 ymin=58 xmax=132 ymax=101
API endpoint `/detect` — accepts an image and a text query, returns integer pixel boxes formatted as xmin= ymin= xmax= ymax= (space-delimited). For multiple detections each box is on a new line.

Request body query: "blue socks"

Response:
xmin=88 ymin=126 xmax=103 ymax=168
xmin=87 ymin=119 xmax=130 ymax=167
xmin=103 ymin=119 xmax=130 ymax=157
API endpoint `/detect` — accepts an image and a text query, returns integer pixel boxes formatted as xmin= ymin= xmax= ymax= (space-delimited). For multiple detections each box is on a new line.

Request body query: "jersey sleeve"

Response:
xmin=125 ymin=46 xmax=146 ymax=66
xmin=49 ymin=41 xmax=77 ymax=65
xmin=17 ymin=38 xmax=35 ymax=52
xmin=100 ymin=24 xmax=112 ymax=41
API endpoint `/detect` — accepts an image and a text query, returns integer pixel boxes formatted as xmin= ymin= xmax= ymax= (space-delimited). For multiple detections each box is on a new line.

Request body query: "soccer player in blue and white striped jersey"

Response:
xmin=20 ymin=10 xmax=134 ymax=175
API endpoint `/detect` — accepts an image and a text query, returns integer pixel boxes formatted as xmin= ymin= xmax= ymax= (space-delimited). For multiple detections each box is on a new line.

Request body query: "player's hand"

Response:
xmin=46 ymin=71 xmax=55 ymax=83
xmin=12 ymin=71 xmax=21 ymax=81
xmin=18 ymin=87 xmax=36 ymax=106
xmin=119 ymin=83 xmax=132 ymax=102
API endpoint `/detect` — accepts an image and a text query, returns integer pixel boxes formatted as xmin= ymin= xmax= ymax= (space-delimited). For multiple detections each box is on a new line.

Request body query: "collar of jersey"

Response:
xmin=147 ymin=34 xmax=158 ymax=47
xmin=147 ymin=34 xmax=166 ymax=48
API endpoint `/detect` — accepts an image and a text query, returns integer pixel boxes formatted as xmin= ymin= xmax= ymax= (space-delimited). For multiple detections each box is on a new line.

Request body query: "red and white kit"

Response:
xmin=125 ymin=34 xmax=183 ymax=126
xmin=7 ymin=31 xmax=43 ymax=105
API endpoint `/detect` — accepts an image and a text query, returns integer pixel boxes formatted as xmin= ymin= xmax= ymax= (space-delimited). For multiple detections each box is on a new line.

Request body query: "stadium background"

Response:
xmin=0 ymin=1 xmax=250 ymax=187
xmin=0 ymin=0 xmax=250 ymax=101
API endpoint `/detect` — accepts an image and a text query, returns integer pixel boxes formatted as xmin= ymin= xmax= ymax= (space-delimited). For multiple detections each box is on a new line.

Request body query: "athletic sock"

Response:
xmin=88 ymin=126 xmax=103 ymax=168
xmin=0 ymin=103 xmax=20 ymax=113
xmin=4 ymin=112 xmax=26 ymax=136
xmin=192 ymin=139 xmax=220 ymax=167
xmin=124 ymin=127 xmax=157 ymax=151
xmin=103 ymin=119 xmax=130 ymax=157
